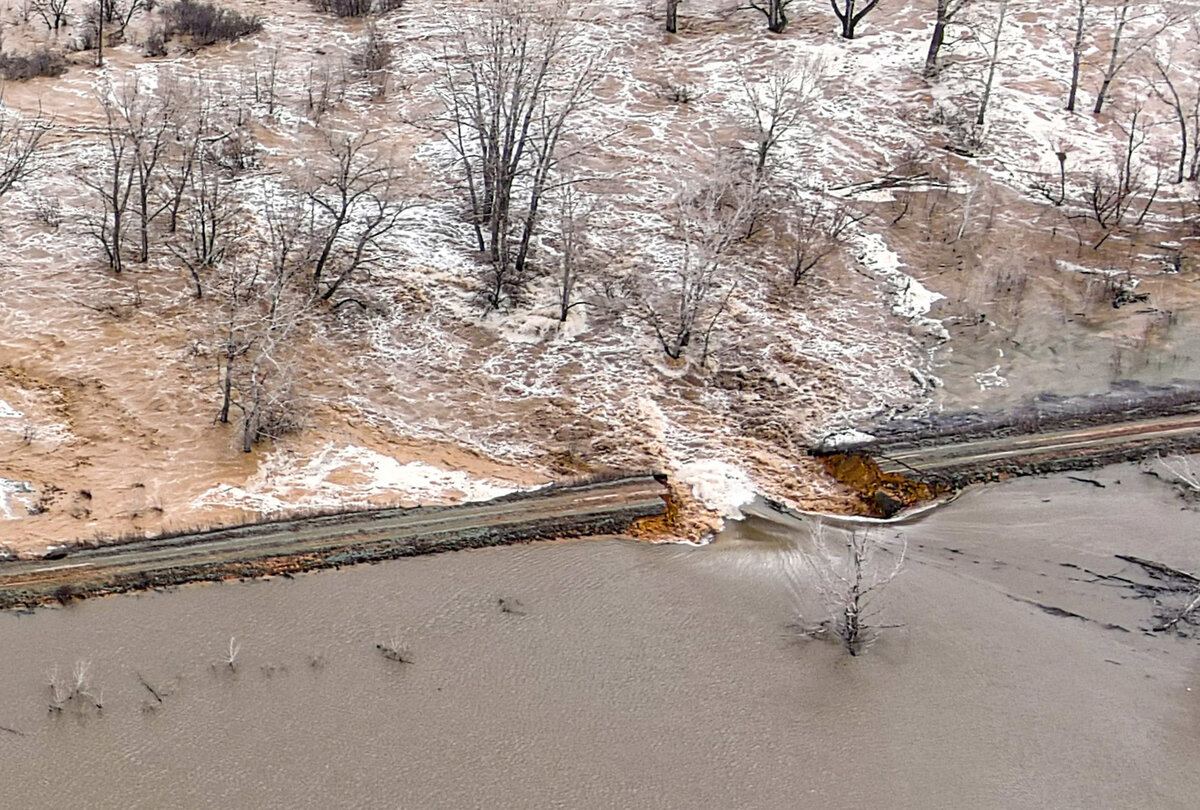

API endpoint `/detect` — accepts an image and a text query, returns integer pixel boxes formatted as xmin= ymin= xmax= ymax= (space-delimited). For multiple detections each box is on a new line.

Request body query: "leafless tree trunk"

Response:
xmin=1065 ymin=0 xmax=1090 ymax=112
xmin=924 ymin=0 xmax=973 ymax=79
xmin=741 ymin=59 xmax=822 ymax=177
xmin=47 ymin=661 xmax=103 ymax=714
xmin=212 ymin=253 xmax=305 ymax=450
xmin=830 ymin=0 xmax=881 ymax=40
xmin=259 ymin=188 xmax=316 ymax=315
xmin=161 ymin=89 xmax=208 ymax=234
xmin=750 ymin=0 xmax=794 ymax=33
xmin=974 ymin=0 xmax=1009 ymax=127
xmin=1092 ymin=1 xmax=1185 ymax=117
xmin=784 ymin=198 xmax=866 ymax=286
xmin=115 ymin=79 xmax=175 ymax=263
xmin=251 ymin=46 xmax=281 ymax=117
xmin=436 ymin=0 xmax=598 ymax=311
xmin=82 ymin=87 xmax=138 ymax=273
xmin=801 ymin=524 xmax=906 ymax=656
xmin=84 ymin=1 xmax=105 ymax=67
xmin=665 ymin=0 xmax=680 ymax=33
xmin=1076 ymin=104 xmax=1159 ymax=240
xmin=303 ymin=132 xmax=411 ymax=306
xmin=553 ymin=183 xmax=592 ymax=322
xmin=1149 ymin=55 xmax=1200 ymax=183
xmin=350 ymin=21 xmax=393 ymax=100
xmin=0 ymin=99 xmax=49 ymax=201
xmin=626 ymin=167 xmax=759 ymax=360
xmin=169 ymin=155 xmax=243 ymax=297
xmin=31 ymin=0 xmax=70 ymax=31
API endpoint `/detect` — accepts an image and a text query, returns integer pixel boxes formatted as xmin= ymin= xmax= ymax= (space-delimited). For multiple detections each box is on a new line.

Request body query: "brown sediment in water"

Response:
xmin=0 ymin=463 xmax=1197 ymax=809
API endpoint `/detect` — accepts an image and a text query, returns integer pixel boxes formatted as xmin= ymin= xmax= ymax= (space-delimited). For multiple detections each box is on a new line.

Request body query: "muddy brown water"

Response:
xmin=0 ymin=463 xmax=1198 ymax=809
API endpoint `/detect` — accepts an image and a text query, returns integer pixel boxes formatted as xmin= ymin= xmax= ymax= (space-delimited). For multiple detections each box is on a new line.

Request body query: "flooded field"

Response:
xmin=0 ymin=462 xmax=1197 ymax=808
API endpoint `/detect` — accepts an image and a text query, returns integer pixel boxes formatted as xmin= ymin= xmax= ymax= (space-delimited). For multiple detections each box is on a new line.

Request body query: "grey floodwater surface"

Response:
xmin=0 ymin=464 xmax=1198 ymax=809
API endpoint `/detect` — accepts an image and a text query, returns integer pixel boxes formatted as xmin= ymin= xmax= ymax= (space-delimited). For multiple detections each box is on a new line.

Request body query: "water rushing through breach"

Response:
xmin=0 ymin=463 xmax=1197 ymax=809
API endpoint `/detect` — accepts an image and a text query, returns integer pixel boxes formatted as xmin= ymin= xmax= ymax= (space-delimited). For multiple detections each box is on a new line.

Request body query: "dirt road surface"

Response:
xmin=0 ymin=476 xmax=668 ymax=607
xmin=870 ymin=413 xmax=1200 ymax=483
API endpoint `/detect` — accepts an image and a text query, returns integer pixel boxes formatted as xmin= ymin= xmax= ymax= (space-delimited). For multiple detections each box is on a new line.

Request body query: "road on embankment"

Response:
xmin=0 ymin=475 xmax=668 ymax=608
xmin=870 ymin=412 xmax=1200 ymax=482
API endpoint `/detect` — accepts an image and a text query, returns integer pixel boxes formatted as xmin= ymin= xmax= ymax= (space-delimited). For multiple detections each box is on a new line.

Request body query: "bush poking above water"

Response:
xmin=161 ymin=0 xmax=263 ymax=47
xmin=0 ymin=50 xmax=68 ymax=81
xmin=310 ymin=0 xmax=404 ymax=17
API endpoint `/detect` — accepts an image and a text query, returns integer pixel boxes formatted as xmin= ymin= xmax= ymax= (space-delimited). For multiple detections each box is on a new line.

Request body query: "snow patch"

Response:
xmin=0 ymin=400 xmax=22 ymax=420
xmin=676 ymin=461 xmax=757 ymax=520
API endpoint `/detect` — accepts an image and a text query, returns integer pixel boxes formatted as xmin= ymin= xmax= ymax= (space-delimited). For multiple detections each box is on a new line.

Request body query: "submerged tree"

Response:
xmin=436 ymin=0 xmax=598 ymax=310
xmin=82 ymin=84 xmax=138 ymax=273
xmin=924 ymin=0 xmax=974 ymax=79
xmin=626 ymin=165 xmax=761 ymax=362
xmin=303 ymin=132 xmax=412 ymax=307
xmin=665 ymin=0 xmax=681 ymax=33
xmin=741 ymin=58 xmax=823 ymax=177
xmin=551 ymin=182 xmax=594 ymax=322
xmin=830 ymin=0 xmax=881 ymax=40
xmin=801 ymin=524 xmax=906 ymax=656
xmin=211 ymin=252 xmax=306 ymax=452
xmin=1090 ymin=1 xmax=1187 ymax=117
xmin=750 ymin=0 xmax=796 ymax=34
xmin=0 ymin=99 xmax=49 ymax=201
xmin=972 ymin=0 xmax=1009 ymax=127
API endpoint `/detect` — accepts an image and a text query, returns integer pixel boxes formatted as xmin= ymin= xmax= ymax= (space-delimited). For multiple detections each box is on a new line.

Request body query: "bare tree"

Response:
xmin=741 ymin=59 xmax=822 ymax=177
xmin=800 ymin=524 xmax=906 ymax=657
xmin=0 ymin=99 xmax=48 ymax=201
xmin=258 ymin=188 xmax=316 ymax=312
xmin=436 ymin=0 xmax=598 ymax=311
xmin=972 ymin=0 xmax=1009 ymax=127
xmin=626 ymin=168 xmax=759 ymax=361
xmin=82 ymin=87 xmax=139 ymax=273
xmin=159 ymin=80 xmax=210 ymax=233
xmin=783 ymin=198 xmax=865 ymax=286
xmin=552 ymin=183 xmax=592 ymax=322
xmin=303 ymin=60 xmax=347 ymax=125
xmin=83 ymin=1 xmax=104 ymax=66
xmin=1155 ymin=454 xmax=1200 ymax=495
xmin=1077 ymin=104 xmax=1160 ymax=240
xmin=303 ymin=133 xmax=411 ymax=307
xmin=1065 ymin=0 xmax=1092 ymax=112
xmin=211 ymin=253 xmax=305 ymax=451
xmin=47 ymin=661 xmax=103 ymax=713
xmin=1091 ymin=1 xmax=1186 ymax=117
xmin=924 ymin=0 xmax=974 ymax=79
xmin=117 ymin=79 xmax=175 ymax=263
xmin=31 ymin=0 xmax=70 ymax=31
xmin=250 ymin=45 xmax=281 ymax=117
xmin=169 ymin=154 xmax=243 ymax=297
xmin=350 ymin=21 xmax=393 ymax=100
xmin=830 ymin=0 xmax=881 ymax=40
xmin=1149 ymin=53 xmax=1200 ymax=183
xmin=750 ymin=0 xmax=796 ymax=34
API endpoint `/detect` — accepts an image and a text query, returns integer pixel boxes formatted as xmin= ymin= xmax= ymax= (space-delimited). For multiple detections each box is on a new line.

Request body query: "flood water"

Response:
xmin=0 ymin=463 xmax=1198 ymax=809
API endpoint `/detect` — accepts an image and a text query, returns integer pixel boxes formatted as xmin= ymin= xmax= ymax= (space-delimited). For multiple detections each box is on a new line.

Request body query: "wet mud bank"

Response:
xmin=0 ymin=475 xmax=669 ymax=610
